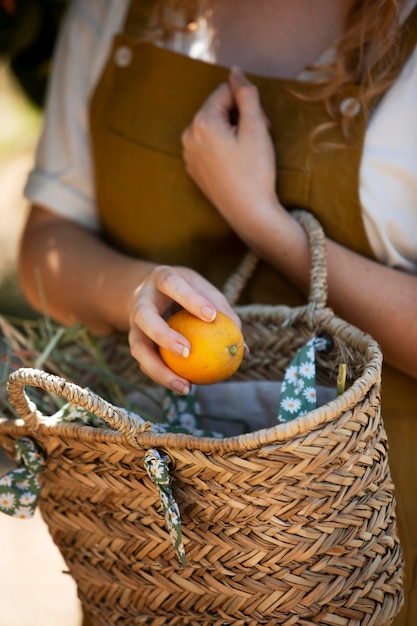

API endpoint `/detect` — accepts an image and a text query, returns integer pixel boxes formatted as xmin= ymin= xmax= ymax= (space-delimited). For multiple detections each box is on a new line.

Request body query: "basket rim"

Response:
xmin=1 ymin=310 xmax=382 ymax=454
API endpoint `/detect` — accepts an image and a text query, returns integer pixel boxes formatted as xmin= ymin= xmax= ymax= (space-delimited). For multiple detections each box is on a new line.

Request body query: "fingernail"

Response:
xmin=244 ymin=342 xmax=250 ymax=355
xmin=172 ymin=380 xmax=190 ymax=395
xmin=174 ymin=343 xmax=190 ymax=358
xmin=202 ymin=306 xmax=216 ymax=322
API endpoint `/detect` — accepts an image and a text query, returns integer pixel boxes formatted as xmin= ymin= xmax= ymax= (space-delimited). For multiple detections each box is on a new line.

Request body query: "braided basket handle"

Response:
xmin=223 ymin=209 xmax=328 ymax=307
xmin=7 ymin=367 xmax=150 ymax=439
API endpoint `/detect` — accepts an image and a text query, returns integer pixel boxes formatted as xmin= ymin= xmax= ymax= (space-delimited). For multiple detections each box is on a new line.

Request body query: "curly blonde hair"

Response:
xmin=310 ymin=0 xmax=404 ymax=142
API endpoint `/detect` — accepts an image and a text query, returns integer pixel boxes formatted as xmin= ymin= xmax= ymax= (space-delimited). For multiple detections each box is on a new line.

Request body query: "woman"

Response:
xmin=18 ymin=0 xmax=417 ymax=623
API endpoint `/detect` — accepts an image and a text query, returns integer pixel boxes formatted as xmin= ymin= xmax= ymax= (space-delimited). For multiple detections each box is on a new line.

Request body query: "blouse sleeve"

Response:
xmin=360 ymin=41 xmax=417 ymax=274
xmin=24 ymin=0 xmax=127 ymax=231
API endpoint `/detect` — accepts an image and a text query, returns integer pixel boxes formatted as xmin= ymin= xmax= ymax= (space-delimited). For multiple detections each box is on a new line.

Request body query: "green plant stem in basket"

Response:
xmin=0 ymin=315 xmax=160 ymax=420
xmin=337 ymin=363 xmax=347 ymax=396
xmin=34 ymin=325 xmax=68 ymax=370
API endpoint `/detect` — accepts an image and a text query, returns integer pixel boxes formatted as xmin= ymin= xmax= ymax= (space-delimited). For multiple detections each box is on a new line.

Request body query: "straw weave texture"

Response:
xmin=0 ymin=211 xmax=404 ymax=624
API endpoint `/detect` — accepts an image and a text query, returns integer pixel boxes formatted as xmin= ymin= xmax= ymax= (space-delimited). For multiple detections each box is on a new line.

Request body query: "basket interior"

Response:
xmin=234 ymin=309 xmax=369 ymax=388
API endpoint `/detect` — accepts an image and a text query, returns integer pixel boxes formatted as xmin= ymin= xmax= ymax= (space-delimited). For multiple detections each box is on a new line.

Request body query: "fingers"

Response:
xmin=147 ymin=266 xmax=217 ymax=322
xmin=129 ymin=291 xmax=193 ymax=394
xmin=130 ymin=267 xmax=215 ymax=367
xmin=182 ymin=68 xmax=269 ymax=152
xmin=182 ymin=82 xmax=234 ymax=151
xmin=128 ymin=266 xmax=240 ymax=393
xmin=228 ymin=67 xmax=270 ymax=131
xmin=195 ymin=81 xmax=234 ymax=124
xmin=132 ymin=301 xmax=191 ymax=357
xmin=129 ymin=324 xmax=191 ymax=395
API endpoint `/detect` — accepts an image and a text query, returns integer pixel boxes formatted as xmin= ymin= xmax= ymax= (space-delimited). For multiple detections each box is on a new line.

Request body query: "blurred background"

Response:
xmin=0 ymin=2 xmax=82 ymax=624
xmin=0 ymin=0 xmax=68 ymax=319
xmin=0 ymin=55 xmax=39 ymax=320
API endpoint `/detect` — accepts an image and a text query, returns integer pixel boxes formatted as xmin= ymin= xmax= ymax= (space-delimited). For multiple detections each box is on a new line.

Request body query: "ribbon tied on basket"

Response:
xmin=277 ymin=335 xmax=330 ymax=422
xmin=143 ymin=448 xmax=186 ymax=565
xmin=0 ymin=437 xmax=45 ymax=519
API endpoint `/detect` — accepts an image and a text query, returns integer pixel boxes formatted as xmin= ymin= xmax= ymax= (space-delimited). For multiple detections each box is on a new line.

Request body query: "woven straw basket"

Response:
xmin=0 ymin=211 xmax=404 ymax=625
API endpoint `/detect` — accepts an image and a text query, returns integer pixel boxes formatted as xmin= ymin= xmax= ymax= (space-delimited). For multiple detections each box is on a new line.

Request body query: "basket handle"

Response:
xmin=7 ymin=367 xmax=151 ymax=440
xmin=222 ymin=209 xmax=328 ymax=308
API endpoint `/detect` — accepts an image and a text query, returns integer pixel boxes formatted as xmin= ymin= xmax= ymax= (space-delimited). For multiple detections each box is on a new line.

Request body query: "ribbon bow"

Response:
xmin=0 ymin=437 xmax=45 ymax=519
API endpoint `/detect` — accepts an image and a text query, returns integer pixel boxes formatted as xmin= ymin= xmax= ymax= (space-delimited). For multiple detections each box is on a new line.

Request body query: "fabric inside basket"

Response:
xmin=125 ymin=380 xmax=336 ymax=437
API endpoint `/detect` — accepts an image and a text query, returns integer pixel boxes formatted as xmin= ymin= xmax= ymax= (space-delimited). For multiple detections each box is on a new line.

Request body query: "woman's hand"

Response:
xmin=182 ymin=67 xmax=279 ymax=239
xmin=128 ymin=265 xmax=241 ymax=394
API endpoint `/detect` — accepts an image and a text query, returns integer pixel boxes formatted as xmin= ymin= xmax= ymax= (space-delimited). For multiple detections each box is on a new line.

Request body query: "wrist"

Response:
xmin=241 ymin=200 xmax=311 ymax=295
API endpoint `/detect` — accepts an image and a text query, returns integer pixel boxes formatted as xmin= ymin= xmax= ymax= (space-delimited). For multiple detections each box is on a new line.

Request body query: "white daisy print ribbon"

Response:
xmin=161 ymin=387 xmax=223 ymax=437
xmin=162 ymin=387 xmax=201 ymax=433
xmin=144 ymin=448 xmax=186 ymax=566
xmin=0 ymin=437 xmax=45 ymax=519
xmin=277 ymin=336 xmax=329 ymax=423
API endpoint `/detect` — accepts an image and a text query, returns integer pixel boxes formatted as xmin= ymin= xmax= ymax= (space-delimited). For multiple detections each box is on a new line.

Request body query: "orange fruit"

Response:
xmin=159 ymin=310 xmax=244 ymax=385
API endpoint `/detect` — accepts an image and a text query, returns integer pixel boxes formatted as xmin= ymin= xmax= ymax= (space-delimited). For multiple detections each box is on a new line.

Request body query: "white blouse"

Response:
xmin=25 ymin=0 xmax=417 ymax=273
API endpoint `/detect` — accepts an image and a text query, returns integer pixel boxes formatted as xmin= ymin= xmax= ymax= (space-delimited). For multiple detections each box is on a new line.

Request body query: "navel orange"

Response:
xmin=159 ymin=310 xmax=245 ymax=385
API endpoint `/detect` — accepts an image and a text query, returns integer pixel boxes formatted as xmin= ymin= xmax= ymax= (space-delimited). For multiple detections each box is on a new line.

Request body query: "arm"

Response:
xmin=19 ymin=205 xmax=239 ymax=394
xmin=18 ymin=204 xmax=153 ymax=335
xmin=181 ymin=68 xmax=417 ymax=381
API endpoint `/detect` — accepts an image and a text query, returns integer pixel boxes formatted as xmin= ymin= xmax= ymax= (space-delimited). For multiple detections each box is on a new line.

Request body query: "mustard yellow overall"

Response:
xmin=88 ymin=3 xmax=417 ymax=623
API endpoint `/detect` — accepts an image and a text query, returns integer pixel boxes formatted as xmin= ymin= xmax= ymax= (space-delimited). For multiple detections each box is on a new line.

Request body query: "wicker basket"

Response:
xmin=0 ymin=211 xmax=404 ymax=625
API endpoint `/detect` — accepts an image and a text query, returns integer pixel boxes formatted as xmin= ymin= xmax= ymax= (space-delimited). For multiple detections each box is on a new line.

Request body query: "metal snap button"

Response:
xmin=340 ymin=97 xmax=361 ymax=117
xmin=114 ymin=46 xmax=132 ymax=68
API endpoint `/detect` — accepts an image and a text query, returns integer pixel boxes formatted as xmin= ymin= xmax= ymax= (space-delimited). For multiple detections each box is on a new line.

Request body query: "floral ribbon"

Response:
xmin=0 ymin=437 xmax=45 ymax=519
xmin=144 ymin=448 xmax=186 ymax=566
xmin=160 ymin=387 xmax=223 ymax=437
xmin=277 ymin=336 xmax=330 ymax=423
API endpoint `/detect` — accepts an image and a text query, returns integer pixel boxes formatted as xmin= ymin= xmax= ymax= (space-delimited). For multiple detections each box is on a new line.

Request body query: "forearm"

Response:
xmin=327 ymin=238 xmax=417 ymax=380
xmin=239 ymin=199 xmax=417 ymax=380
xmin=18 ymin=206 xmax=155 ymax=334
